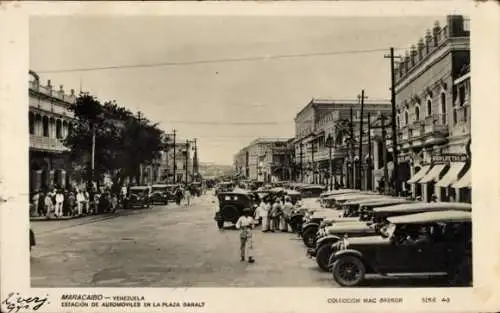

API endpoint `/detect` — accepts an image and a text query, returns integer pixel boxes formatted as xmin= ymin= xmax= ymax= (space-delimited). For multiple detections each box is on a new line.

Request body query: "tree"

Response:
xmin=65 ymin=94 xmax=164 ymax=190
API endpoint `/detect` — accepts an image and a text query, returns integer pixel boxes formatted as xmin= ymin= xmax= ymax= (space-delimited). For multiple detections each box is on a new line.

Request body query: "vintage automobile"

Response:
xmin=150 ymin=184 xmax=170 ymax=205
xmin=190 ymin=182 xmax=202 ymax=196
xmin=297 ymin=184 xmax=327 ymax=198
xmin=328 ymin=210 xmax=472 ymax=287
xmin=125 ymin=186 xmax=152 ymax=209
xmin=215 ymin=182 xmax=235 ymax=195
xmin=309 ymin=201 xmax=471 ymax=271
xmin=319 ymin=190 xmax=360 ymax=207
xmin=214 ymin=191 xmax=258 ymax=229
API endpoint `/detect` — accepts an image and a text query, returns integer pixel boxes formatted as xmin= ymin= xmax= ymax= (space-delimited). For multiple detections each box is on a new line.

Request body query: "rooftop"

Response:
xmin=295 ymin=97 xmax=391 ymax=120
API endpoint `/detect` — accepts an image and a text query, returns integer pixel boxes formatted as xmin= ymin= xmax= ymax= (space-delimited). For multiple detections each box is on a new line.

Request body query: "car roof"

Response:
xmin=328 ymin=193 xmax=386 ymax=201
xmin=129 ymin=186 xmax=150 ymax=190
xmin=343 ymin=196 xmax=398 ymax=205
xmin=373 ymin=202 xmax=472 ymax=213
xmin=387 ymin=210 xmax=472 ymax=224
xmin=359 ymin=198 xmax=414 ymax=207
xmin=151 ymin=184 xmax=168 ymax=188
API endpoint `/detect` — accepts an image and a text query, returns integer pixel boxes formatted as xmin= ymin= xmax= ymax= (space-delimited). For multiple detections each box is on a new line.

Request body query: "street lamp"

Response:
xmin=326 ymin=134 xmax=334 ymax=191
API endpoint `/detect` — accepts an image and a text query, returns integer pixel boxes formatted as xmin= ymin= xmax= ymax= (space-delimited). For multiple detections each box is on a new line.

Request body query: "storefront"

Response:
xmin=434 ymin=154 xmax=469 ymax=202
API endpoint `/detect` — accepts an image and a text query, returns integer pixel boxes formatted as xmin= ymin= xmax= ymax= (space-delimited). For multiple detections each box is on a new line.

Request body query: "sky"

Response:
xmin=30 ymin=15 xmax=445 ymax=165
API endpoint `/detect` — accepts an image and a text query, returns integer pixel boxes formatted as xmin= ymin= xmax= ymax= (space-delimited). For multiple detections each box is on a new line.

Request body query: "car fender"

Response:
xmin=302 ymin=222 xmax=320 ymax=233
xmin=328 ymin=249 xmax=364 ymax=268
xmin=316 ymin=235 xmax=341 ymax=247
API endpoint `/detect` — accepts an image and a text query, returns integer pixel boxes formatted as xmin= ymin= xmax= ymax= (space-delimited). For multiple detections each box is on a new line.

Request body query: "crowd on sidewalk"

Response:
xmin=30 ymin=186 xmax=123 ymax=220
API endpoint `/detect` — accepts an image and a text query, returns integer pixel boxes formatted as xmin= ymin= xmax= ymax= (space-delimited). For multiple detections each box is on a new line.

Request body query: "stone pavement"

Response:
xmin=30 ymin=194 xmax=336 ymax=287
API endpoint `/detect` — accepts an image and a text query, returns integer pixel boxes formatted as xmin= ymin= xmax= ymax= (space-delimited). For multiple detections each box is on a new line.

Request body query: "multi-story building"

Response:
xmin=234 ymin=138 xmax=294 ymax=182
xmin=391 ymin=15 xmax=470 ymax=202
xmin=28 ymin=71 xmax=77 ymax=194
xmin=294 ymin=98 xmax=391 ymax=188
xmin=157 ymin=140 xmax=194 ymax=184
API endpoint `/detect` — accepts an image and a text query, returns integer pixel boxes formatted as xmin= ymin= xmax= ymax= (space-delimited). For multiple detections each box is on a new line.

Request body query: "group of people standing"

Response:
xmin=30 ymin=187 xmax=121 ymax=219
xmin=254 ymin=195 xmax=295 ymax=233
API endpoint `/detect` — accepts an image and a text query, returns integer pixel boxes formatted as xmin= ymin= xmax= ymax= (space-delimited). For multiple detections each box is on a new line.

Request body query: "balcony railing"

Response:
xmin=30 ymin=135 xmax=69 ymax=153
xmin=424 ymin=115 xmax=448 ymax=136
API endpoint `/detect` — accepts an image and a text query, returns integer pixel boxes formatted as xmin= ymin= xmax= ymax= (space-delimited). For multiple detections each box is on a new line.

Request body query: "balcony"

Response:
xmin=30 ymin=135 xmax=69 ymax=153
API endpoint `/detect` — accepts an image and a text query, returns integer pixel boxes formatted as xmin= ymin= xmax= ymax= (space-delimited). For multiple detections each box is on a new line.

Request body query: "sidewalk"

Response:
xmin=30 ymin=210 xmax=125 ymax=222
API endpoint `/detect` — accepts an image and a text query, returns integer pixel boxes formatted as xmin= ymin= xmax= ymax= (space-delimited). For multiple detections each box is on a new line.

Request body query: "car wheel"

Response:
xmin=332 ymin=256 xmax=366 ymax=287
xmin=316 ymin=243 xmax=334 ymax=272
xmin=302 ymin=227 xmax=318 ymax=248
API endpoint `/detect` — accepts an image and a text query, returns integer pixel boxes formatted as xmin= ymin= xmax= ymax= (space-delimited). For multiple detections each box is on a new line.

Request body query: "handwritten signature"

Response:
xmin=1 ymin=292 xmax=49 ymax=313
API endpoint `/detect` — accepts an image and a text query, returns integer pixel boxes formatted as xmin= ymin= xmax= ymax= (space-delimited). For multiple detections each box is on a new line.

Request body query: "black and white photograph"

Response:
xmin=1 ymin=1 xmax=500 ymax=312
xmin=27 ymin=12 xmax=472 ymax=288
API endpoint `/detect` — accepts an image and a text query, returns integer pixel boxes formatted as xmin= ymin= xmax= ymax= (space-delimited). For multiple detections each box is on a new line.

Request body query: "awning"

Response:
xmin=452 ymin=169 xmax=471 ymax=189
xmin=435 ymin=162 xmax=466 ymax=187
xmin=419 ymin=164 xmax=447 ymax=184
xmin=407 ymin=165 xmax=431 ymax=184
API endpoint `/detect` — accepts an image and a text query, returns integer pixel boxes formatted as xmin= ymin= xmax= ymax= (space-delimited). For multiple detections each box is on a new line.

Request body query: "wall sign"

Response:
xmin=431 ymin=154 xmax=468 ymax=163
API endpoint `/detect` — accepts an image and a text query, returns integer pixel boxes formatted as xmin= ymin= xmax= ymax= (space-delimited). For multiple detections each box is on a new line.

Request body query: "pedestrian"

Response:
xmin=31 ymin=192 xmax=39 ymax=217
xmin=175 ymin=187 xmax=183 ymax=206
xmin=257 ymin=199 xmax=270 ymax=232
xmin=270 ymin=198 xmax=282 ymax=233
xmin=281 ymin=197 xmax=294 ymax=232
xmin=44 ymin=192 xmax=54 ymax=218
xmin=76 ymin=190 xmax=84 ymax=216
xmin=111 ymin=193 xmax=118 ymax=212
xmin=37 ymin=191 xmax=45 ymax=217
xmin=55 ymin=189 xmax=64 ymax=217
xmin=235 ymin=208 xmax=256 ymax=263
xmin=67 ymin=191 xmax=76 ymax=216
xmin=62 ymin=190 xmax=70 ymax=216
xmin=184 ymin=187 xmax=192 ymax=207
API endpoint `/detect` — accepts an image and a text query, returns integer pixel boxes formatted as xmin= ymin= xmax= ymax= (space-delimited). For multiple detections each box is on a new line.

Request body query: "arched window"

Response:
xmin=415 ymin=106 xmax=420 ymax=121
xmin=29 ymin=112 xmax=35 ymax=135
xmin=42 ymin=116 xmax=49 ymax=137
xmin=440 ymin=92 xmax=447 ymax=124
xmin=396 ymin=115 xmax=400 ymax=129
xmin=56 ymin=120 xmax=62 ymax=138
xmin=426 ymin=99 xmax=432 ymax=116
xmin=404 ymin=110 xmax=409 ymax=125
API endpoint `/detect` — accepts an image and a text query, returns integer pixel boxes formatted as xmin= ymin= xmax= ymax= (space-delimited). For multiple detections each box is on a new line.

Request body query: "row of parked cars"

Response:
xmin=125 ymin=182 xmax=202 ymax=208
xmin=212 ymin=182 xmax=325 ymax=229
xmin=294 ymin=189 xmax=472 ymax=287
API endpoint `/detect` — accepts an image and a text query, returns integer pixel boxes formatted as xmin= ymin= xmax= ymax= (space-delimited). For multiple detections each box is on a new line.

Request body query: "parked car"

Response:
xmin=214 ymin=191 xmax=258 ymax=229
xmin=310 ymin=201 xmax=472 ymax=272
xmin=215 ymin=182 xmax=235 ymax=195
xmin=150 ymin=184 xmax=170 ymax=205
xmin=328 ymin=210 xmax=472 ymax=287
xmin=297 ymin=184 xmax=326 ymax=198
xmin=125 ymin=186 xmax=152 ymax=209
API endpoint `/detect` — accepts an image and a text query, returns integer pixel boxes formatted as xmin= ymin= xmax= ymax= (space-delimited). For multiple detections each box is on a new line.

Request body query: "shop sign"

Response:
xmin=398 ymin=155 xmax=412 ymax=162
xmin=431 ymin=154 xmax=468 ymax=163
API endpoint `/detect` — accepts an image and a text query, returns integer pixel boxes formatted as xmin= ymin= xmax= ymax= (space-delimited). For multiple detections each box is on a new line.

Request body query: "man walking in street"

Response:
xmin=76 ymin=190 xmax=84 ymax=216
xmin=184 ymin=187 xmax=192 ymax=207
xmin=235 ymin=208 xmax=256 ymax=263
xmin=256 ymin=199 xmax=270 ymax=232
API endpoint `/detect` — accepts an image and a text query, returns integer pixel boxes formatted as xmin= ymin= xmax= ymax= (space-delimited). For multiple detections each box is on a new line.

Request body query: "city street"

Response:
xmin=30 ymin=194 xmax=335 ymax=287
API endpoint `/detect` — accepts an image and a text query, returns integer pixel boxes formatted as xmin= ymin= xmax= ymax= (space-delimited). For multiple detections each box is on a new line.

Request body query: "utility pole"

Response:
xmin=311 ymin=141 xmax=315 ymax=184
xmin=299 ymin=142 xmax=303 ymax=183
xmin=358 ymin=90 xmax=367 ymax=190
xmin=385 ymin=47 xmax=400 ymax=195
xmin=185 ymin=139 xmax=189 ymax=184
xmin=192 ymin=138 xmax=198 ymax=179
xmin=172 ymin=129 xmax=177 ymax=184
xmin=349 ymin=106 xmax=354 ymax=189
xmin=381 ymin=115 xmax=389 ymax=194
xmin=367 ymin=112 xmax=372 ymax=191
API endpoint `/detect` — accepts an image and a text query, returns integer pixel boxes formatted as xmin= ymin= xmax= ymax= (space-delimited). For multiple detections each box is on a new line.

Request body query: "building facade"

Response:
xmin=28 ymin=71 xmax=78 ymax=194
xmin=294 ymin=98 xmax=391 ymax=188
xmin=390 ymin=15 xmax=471 ymax=202
xmin=234 ymin=138 xmax=294 ymax=182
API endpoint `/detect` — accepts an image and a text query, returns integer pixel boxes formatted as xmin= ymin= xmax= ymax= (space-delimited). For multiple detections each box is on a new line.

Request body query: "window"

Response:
xmin=42 ymin=117 xmax=49 ymax=137
xmin=440 ymin=92 xmax=447 ymax=124
xmin=415 ymin=106 xmax=420 ymax=121
xmin=453 ymin=110 xmax=458 ymax=125
xmin=29 ymin=113 xmax=34 ymax=135
xmin=459 ymin=86 xmax=465 ymax=106
xmin=56 ymin=120 xmax=62 ymax=139
xmin=404 ymin=111 xmax=409 ymax=125
xmin=426 ymin=99 xmax=432 ymax=116
xmin=396 ymin=115 xmax=400 ymax=129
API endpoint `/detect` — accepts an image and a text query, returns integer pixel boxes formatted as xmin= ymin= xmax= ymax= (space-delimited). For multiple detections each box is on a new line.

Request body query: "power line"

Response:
xmin=36 ymin=47 xmax=402 ymax=74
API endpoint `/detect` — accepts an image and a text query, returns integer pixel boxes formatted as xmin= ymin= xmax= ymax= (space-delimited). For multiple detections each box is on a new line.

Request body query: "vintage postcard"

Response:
xmin=1 ymin=1 xmax=500 ymax=312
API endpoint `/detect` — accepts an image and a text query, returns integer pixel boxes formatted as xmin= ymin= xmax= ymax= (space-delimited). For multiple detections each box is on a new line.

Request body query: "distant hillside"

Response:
xmin=199 ymin=162 xmax=233 ymax=178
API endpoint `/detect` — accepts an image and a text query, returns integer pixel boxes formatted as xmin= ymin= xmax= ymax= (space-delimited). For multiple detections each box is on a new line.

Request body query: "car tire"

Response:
xmin=316 ymin=243 xmax=334 ymax=272
xmin=332 ymin=256 xmax=366 ymax=287
xmin=302 ymin=227 xmax=318 ymax=248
